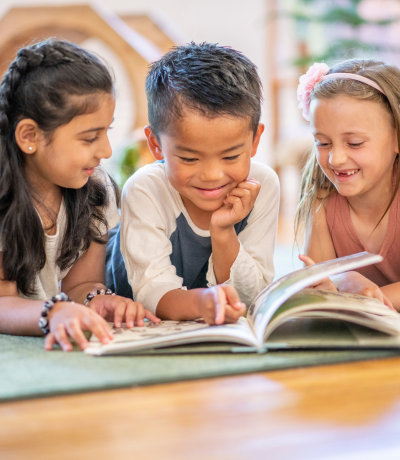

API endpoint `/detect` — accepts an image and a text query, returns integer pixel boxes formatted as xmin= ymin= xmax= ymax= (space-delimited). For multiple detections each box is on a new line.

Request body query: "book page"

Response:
xmin=89 ymin=319 xmax=209 ymax=345
xmin=85 ymin=317 xmax=258 ymax=356
xmin=247 ymin=252 xmax=383 ymax=347
xmin=263 ymin=289 xmax=400 ymax=339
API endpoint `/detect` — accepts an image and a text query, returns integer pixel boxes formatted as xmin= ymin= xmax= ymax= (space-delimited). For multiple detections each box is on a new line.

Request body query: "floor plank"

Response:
xmin=2 ymin=357 xmax=400 ymax=459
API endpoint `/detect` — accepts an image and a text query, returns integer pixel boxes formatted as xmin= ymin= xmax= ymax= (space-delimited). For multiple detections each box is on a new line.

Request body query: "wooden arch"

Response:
xmin=0 ymin=2 xmax=176 ymax=131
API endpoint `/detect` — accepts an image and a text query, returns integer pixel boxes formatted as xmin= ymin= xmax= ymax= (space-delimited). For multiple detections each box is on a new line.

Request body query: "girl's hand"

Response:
xmin=210 ymin=179 xmax=261 ymax=230
xmin=88 ymin=295 xmax=161 ymax=328
xmin=44 ymin=302 xmax=113 ymax=352
xmin=334 ymin=271 xmax=395 ymax=311
xmin=299 ymin=254 xmax=338 ymax=291
xmin=198 ymin=285 xmax=246 ymax=325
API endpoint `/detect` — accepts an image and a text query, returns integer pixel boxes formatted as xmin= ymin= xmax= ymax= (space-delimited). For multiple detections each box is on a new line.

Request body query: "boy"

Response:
xmin=106 ymin=43 xmax=279 ymax=325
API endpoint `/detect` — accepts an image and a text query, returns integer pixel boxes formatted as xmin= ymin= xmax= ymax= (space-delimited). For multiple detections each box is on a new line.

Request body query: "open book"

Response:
xmin=85 ymin=252 xmax=400 ymax=356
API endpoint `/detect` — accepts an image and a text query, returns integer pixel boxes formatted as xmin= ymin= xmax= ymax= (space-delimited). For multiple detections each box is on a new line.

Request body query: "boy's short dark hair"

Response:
xmin=146 ymin=42 xmax=263 ymax=138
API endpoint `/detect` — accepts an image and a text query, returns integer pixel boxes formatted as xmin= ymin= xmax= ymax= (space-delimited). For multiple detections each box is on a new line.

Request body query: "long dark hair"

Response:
xmin=0 ymin=39 xmax=119 ymax=296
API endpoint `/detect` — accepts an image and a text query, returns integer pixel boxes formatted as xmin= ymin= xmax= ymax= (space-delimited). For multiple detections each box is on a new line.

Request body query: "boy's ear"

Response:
xmin=15 ymin=119 xmax=40 ymax=154
xmin=144 ymin=126 xmax=163 ymax=160
xmin=250 ymin=124 xmax=265 ymax=158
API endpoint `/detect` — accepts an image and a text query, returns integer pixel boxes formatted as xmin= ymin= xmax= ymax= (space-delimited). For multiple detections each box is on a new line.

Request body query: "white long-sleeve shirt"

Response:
xmin=120 ymin=161 xmax=280 ymax=314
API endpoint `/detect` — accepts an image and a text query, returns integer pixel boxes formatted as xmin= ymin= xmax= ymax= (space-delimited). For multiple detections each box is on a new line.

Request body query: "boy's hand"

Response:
xmin=210 ymin=179 xmax=261 ymax=230
xmin=198 ymin=285 xmax=246 ymax=325
xmin=88 ymin=295 xmax=161 ymax=328
xmin=45 ymin=301 xmax=113 ymax=352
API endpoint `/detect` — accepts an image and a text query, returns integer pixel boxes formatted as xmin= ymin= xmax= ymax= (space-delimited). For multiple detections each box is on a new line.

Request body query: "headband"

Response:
xmin=297 ymin=63 xmax=385 ymax=121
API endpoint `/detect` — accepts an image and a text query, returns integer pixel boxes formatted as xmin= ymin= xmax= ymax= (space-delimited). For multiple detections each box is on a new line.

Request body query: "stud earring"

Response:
xmin=28 ymin=147 xmax=33 ymax=151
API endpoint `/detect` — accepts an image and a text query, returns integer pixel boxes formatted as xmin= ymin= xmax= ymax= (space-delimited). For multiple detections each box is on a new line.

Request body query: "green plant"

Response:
xmin=283 ymin=0 xmax=400 ymax=66
xmin=119 ymin=142 xmax=141 ymax=187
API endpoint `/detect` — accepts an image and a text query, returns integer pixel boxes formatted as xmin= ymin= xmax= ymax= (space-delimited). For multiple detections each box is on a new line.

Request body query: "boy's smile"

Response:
xmin=145 ymin=109 xmax=263 ymax=228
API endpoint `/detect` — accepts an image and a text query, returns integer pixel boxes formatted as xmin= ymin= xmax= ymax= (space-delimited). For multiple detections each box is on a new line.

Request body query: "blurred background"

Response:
xmin=1 ymin=0 xmax=400 ymax=276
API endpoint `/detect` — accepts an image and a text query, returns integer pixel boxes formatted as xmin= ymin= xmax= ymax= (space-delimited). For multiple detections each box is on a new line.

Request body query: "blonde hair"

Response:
xmin=295 ymin=58 xmax=400 ymax=238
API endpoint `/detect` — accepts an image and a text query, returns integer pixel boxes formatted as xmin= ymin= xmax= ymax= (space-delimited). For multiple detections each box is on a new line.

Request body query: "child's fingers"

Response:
xmin=383 ymin=294 xmax=396 ymax=311
xmin=113 ymin=300 xmax=128 ymax=328
xmin=65 ymin=319 xmax=89 ymax=350
xmin=44 ymin=332 xmax=56 ymax=351
xmin=136 ymin=303 xmax=145 ymax=327
xmin=145 ymin=310 xmax=161 ymax=323
xmin=226 ymin=188 xmax=251 ymax=199
xmin=224 ymin=195 xmax=243 ymax=209
xmin=299 ymin=254 xmax=316 ymax=266
xmin=54 ymin=324 xmax=73 ymax=352
xmin=237 ymin=178 xmax=261 ymax=190
xmin=224 ymin=188 xmax=252 ymax=209
xmin=363 ymin=287 xmax=395 ymax=311
xmin=222 ymin=284 xmax=245 ymax=311
xmin=236 ymin=179 xmax=261 ymax=200
xmin=213 ymin=287 xmax=227 ymax=325
xmin=84 ymin=316 xmax=112 ymax=345
xmin=224 ymin=304 xmax=246 ymax=323
xmin=124 ymin=300 xmax=138 ymax=328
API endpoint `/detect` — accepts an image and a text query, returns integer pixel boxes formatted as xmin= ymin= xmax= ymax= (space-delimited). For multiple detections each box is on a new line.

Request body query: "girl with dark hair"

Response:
xmin=0 ymin=39 xmax=159 ymax=352
xmin=296 ymin=59 xmax=400 ymax=310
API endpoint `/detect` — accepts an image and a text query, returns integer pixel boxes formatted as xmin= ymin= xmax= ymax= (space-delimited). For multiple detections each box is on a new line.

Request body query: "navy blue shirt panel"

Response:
xmin=105 ymin=223 xmax=134 ymax=299
xmin=105 ymin=211 xmax=251 ymax=298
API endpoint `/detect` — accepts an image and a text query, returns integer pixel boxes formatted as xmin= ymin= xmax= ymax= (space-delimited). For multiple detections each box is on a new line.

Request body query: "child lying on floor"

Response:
xmin=107 ymin=42 xmax=280 ymax=325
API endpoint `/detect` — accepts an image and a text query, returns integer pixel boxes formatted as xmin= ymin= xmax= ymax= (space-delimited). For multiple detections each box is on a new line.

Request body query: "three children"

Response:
xmin=1 ymin=38 xmax=399 ymax=353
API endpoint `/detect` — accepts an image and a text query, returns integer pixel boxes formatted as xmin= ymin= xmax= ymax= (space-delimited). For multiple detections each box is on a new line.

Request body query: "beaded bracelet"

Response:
xmin=38 ymin=292 xmax=72 ymax=335
xmin=84 ymin=288 xmax=115 ymax=306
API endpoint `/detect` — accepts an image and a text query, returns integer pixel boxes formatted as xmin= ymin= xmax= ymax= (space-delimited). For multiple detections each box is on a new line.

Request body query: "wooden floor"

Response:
xmin=2 ymin=356 xmax=400 ymax=460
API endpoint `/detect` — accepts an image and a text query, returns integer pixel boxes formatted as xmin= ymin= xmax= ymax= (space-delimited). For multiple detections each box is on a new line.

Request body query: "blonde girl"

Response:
xmin=296 ymin=59 xmax=400 ymax=310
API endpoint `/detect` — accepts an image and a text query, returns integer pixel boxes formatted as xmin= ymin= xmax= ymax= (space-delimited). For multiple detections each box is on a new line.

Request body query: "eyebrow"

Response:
xmin=314 ymin=131 xmax=367 ymax=136
xmin=175 ymin=143 xmax=246 ymax=154
xmin=78 ymin=117 xmax=114 ymax=135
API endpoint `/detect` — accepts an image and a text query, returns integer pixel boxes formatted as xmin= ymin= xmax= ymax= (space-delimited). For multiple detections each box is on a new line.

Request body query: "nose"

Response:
xmin=97 ymin=136 xmax=112 ymax=160
xmin=198 ymin=163 xmax=225 ymax=183
xmin=329 ymin=145 xmax=348 ymax=168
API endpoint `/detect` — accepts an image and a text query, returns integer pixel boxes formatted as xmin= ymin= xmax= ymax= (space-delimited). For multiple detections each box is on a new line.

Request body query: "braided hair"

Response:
xmin=0 ymin=39 xmax=118 ymax=297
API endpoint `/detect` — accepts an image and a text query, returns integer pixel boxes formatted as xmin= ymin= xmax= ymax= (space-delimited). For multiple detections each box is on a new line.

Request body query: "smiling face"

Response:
xmin=24 ymin=93 xmax=115 ymax=192
xmin=310 ymin=95 xmax=398 ymax=199
xmin=146 ymin=109 xmax=263 ymax=222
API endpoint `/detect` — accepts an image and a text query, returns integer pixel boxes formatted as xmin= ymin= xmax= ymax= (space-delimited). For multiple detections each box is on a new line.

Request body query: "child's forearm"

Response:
xmin=210 ymin=226 xmax=240 ymax=284
xmin=0 ymin=296 xmax=44 ymax=336
xmin=156 ymin=288 xmax=205 ymax=320
xmin=63 ymin=282 xmax=108 ymax=305
xmin=381 ymin=283 xmax=400 ymax=311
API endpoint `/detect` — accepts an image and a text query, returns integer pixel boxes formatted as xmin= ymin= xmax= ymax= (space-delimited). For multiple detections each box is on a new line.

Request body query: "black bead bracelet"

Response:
xmin=38 ymin=292 xmax=72 ymax=335
xmin=84 ymin=288 xmax=115 ymax=306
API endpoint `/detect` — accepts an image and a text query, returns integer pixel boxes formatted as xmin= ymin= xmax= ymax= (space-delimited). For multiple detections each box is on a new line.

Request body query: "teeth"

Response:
xmin=334 ymin=170 xmax=359 ymax=176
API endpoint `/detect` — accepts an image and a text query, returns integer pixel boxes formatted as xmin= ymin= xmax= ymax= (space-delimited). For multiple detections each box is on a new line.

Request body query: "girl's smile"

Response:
xmin=332 ymin=168 xmax=360 ymax=181
xmin=310 ymin=95 xmax=398 ymax=200
xmin=25 ymin=93 xmax=115 ymax=193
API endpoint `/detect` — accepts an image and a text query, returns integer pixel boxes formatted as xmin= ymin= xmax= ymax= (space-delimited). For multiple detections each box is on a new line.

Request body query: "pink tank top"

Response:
xmin=326 ymin=184 xmax=400 ymax=287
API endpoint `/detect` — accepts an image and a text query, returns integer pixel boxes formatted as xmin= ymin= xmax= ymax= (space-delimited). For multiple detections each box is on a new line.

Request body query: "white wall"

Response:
xmin=0 ymin=0 xmax=273 ymax=165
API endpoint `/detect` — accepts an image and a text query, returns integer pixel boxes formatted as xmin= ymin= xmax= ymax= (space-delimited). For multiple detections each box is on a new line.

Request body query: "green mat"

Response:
xmin=2 ymin=333 xmax=400 ymax=402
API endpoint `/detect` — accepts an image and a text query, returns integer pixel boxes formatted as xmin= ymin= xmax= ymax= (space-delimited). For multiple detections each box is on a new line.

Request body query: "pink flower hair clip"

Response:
xmin=297 ymin=63 xmax=329 ymax=121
